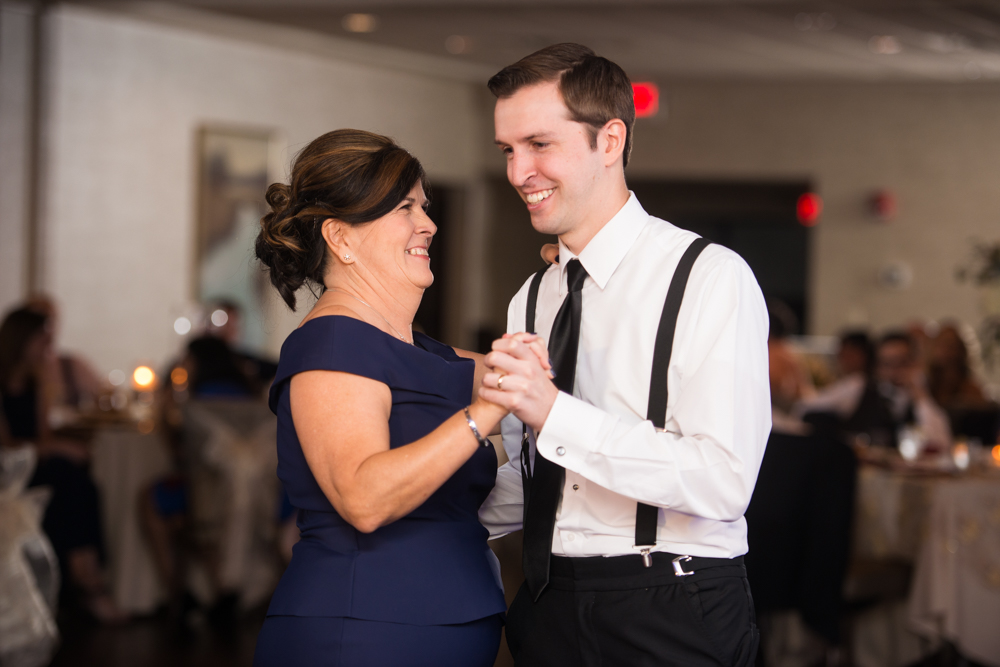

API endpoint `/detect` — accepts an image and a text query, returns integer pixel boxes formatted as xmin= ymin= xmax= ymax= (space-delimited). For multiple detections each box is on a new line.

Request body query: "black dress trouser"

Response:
xmin=506 ymin=552 xmax=759 ymax=667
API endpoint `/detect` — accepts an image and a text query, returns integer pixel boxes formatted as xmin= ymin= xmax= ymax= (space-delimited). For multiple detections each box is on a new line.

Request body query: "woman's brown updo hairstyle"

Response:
xmin=256 ymin=129 xmax=427 ymax=310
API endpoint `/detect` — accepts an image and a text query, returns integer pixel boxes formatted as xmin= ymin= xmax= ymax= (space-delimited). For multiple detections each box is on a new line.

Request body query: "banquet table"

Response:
xmin=90 ymin=424 xmax=172 ymax=615
xmin=909 ymin=476 xmax=1000 ymax=666
xmin=851 ymin=460 xmax=1000 ymax=667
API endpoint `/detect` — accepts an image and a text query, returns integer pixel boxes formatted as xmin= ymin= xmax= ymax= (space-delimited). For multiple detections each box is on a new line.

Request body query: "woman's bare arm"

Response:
xmin=453 ymin=349 xmax=489 ymax=403
xmin=291 ymin=370 xmax=506 ymax=533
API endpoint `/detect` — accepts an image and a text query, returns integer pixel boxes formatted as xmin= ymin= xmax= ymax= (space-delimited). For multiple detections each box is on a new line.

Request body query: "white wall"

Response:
xmin=39 ymin=5 xmax=484 ymax=375
xmin=626 ymin=80 xmax=1000 ymax=336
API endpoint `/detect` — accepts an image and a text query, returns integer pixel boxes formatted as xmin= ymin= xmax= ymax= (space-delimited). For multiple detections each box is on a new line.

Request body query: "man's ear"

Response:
xmin=321 ymin=218 xmax=355 ymax=265
xmin=599 ymin=119 xmax=627 ymax=167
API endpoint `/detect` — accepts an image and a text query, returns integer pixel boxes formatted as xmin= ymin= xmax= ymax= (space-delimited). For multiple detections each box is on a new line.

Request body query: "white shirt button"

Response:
xmin=564 ymin=533 xmax=575 ymax=542
xmin=556 ymin=446 xmax=566 ymax=456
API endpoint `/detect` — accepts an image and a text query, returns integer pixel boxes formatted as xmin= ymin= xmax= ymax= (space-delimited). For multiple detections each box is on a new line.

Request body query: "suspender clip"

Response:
xmin=672 ymin=555 xmax=695 ymax=577
xmin=632 ymin=545 xmax=654 ymax=567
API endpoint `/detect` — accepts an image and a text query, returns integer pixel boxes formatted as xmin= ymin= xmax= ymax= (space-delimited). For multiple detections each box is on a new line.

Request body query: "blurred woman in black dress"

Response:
xmin=0 ymin=306 xmax=124 ymax=622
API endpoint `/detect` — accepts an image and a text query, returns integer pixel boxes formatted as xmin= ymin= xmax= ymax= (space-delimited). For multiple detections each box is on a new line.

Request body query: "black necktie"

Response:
xmin=522 ymin=258 xmax=588 ymax=600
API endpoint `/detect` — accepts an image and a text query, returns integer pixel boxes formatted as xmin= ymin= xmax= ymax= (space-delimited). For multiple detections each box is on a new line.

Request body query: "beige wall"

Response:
xmin=38 ymin=5 xmax=484 ymax=375
xmin=479 ymin=81 xmax=1000 ymax=338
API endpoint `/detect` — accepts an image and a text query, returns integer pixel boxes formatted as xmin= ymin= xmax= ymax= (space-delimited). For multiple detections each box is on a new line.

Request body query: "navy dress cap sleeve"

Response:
xmin=263 ymin=315 xmax=505 ymax=626
xmin=268 ymin=316 xmax=470 ymax=413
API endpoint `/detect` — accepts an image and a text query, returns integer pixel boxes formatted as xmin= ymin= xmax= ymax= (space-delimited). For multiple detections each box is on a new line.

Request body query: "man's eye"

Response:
xmin=532 ymin=142 xmax=548 ymax=149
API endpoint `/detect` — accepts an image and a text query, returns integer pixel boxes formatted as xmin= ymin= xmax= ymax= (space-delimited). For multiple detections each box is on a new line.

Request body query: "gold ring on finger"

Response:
xmin=497 ymin=375 xmax=506 ymax=391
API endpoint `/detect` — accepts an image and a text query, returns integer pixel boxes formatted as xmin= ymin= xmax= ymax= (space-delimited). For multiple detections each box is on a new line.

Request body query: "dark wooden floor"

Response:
xmin=49 ymin=606 xmax=264 ymax=667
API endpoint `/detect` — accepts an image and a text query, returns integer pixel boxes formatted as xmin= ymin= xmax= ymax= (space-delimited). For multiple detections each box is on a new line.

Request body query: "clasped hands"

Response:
xmin=479 ymin=333 xmax=559 ymax=433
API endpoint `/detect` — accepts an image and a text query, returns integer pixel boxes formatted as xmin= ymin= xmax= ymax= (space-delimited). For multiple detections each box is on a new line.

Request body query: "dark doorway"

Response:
xmin=629 ymin=180 xmax=813 ymax=335
xmin=414 ymin=184 xmax=454 ymax=343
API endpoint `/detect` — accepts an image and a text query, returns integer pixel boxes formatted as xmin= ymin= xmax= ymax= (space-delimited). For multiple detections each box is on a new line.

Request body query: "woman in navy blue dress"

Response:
xmin=252 ymin=130 xmax=545 ymax=666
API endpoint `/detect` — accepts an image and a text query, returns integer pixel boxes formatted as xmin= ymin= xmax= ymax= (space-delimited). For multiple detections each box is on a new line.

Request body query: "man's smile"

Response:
xmin=525 ymin=189 xmax=554 ymax=204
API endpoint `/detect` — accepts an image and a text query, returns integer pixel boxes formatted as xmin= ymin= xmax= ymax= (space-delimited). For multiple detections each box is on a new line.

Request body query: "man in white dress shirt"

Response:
xmin=478 ymin=44 xmax=771 ymax=666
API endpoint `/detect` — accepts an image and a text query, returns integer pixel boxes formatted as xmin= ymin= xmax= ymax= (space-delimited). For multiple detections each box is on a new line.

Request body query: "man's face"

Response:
xmin=494 ymin=81 xmax=605 ymax=238
xmin=837 ymin=344 xmax=868 ymax=376
xmin=877 ymin=340 xmax=914 ymax=387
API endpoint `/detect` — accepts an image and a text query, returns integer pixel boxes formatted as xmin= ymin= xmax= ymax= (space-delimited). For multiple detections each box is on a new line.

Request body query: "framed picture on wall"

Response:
xmin=195 ymin=125 xmax=277 ymax=356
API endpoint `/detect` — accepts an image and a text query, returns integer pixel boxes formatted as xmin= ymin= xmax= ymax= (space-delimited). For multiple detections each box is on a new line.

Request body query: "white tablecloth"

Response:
xmin=851 ymin=465 xmax=1000 ymax=667
xmin=90 ymin=425 xmax=172 ymax=615
xmin=909 ymin=477 xmax=1000 ymax=666
xmin=853 ymin=466 xmax=938 ymax=562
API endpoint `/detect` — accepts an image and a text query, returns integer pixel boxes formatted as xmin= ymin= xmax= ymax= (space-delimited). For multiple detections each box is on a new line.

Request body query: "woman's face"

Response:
xmin=24 ymin=327 xmax=53 ymax=367
xmin=930 ymin=327 xmax=965 ymax=366
xmin=349 ymin=182 xmax=437 ymax=292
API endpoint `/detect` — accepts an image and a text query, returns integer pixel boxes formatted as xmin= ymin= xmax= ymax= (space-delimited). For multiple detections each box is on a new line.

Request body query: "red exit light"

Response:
xmin=796 ymin=193 xmax=823 ymax=226
xmin=632 ymin=82 xmax=659 ymax=118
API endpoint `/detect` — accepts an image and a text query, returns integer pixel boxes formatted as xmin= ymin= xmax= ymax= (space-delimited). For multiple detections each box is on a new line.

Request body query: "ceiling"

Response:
xmin=89 ymin=1 xmax=1000 ymax=82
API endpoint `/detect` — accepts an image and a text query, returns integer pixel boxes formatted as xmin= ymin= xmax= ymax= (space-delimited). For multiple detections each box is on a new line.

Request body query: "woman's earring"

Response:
xmin=343 ymin=254 xmax=351 ymax=261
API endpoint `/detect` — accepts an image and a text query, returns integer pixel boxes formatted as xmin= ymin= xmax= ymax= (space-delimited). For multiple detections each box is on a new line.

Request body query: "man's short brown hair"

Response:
xmin=488 ymin=43 xmax=635 ymax=168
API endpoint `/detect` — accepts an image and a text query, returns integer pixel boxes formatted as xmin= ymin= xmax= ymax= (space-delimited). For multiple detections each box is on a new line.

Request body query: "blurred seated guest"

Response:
xmin=141 ymin=333 xmax=254 ymax=623
xmin=26 ymin=294 xmax=103 ymax=415
xmin=928 ymin=322 xmax=991 ymax=411
xmin=204 ymin=299 xmax=278 ymax=387
xmin=769 ymin=338 xmax=812 ymax=436
xmin=795 ymin=331 xmax=874 ymax=424
xmin=798 ymin=331 xmax=950 ymax=448
xmin=906 ymin=320 xmax=934 ymax=369
xmin=873 ymin=331 xmax=951 ymax=448
xmin=753 ymin=327 xmax=858 ymax=665
xmin=0 ymin=308 xmax=51 ymax=446
xmin=837 ymin=330 xmax=875 ymax=378
xmin=0 ymin=306 xmax=124 ymax=623
xmin=185 ymin=336 xmax=257 ymax=398
xmin=143 ymin=328 xmax=281 ymax=629
xmin=767 ymin=299 xmax=814 ymax=433
xmin=929 ymin=322 xmax=999 ymax=444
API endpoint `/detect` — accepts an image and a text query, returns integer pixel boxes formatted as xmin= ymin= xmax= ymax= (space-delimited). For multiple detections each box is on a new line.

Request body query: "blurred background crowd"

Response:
xmin=2 ymin=1 xmax=1000 ymax=667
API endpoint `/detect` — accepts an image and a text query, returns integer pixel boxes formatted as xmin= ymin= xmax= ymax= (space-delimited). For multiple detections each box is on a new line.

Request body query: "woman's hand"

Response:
xmin=501 ymin=332 xmax=553 ymax=378
xmin=455 ymin=334 xmax=550 ymax=403
xmin=479 ymin=334 xmax=560 ymax=432
xmin=540 ymin=243 xmax=560 ymax=265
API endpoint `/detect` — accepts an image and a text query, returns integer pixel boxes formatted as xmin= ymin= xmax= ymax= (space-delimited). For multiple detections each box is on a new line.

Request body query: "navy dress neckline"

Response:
xmin=262 ymin=314 xmax=506 ymax=626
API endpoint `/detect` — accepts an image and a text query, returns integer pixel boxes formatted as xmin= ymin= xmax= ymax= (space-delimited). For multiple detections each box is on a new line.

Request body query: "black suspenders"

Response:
xmin=522 ymin=237 xmax=711 ymax=560
xmin=519 ymin=267 xmax=549 ymax=514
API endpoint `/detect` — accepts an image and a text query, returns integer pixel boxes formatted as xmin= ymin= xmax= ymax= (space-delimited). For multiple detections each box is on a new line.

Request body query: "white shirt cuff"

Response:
xmin=536 ymin=391 xmax=612 ymax=472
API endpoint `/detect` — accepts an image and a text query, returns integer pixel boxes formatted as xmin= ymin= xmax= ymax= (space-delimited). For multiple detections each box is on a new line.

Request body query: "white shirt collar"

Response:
xmin=557 ymin=192 xmax=649 ymax=291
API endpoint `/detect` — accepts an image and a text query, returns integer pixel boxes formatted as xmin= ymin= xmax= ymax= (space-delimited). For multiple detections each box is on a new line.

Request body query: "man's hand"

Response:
xmin=480 ymin=333 xmax=560 ymax=432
